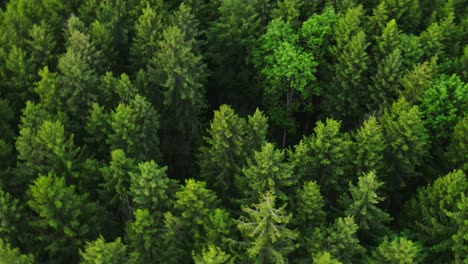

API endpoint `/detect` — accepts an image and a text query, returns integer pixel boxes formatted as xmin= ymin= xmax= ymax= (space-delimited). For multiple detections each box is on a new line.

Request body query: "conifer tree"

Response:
xmin=130 ymin=3 xmax=165 ymax=72
xmin=129 ymin=161 xmax=176 ymax=220
xmin=324 ymin=5 xmax=369 ymax=122
xmin=193 ymin=245 xmax=233 ymax=264
xmin=445 ymin=117 xmax=468 ymax=172
xmin=399 ymin=58 xmax=437 ymax=105
xmin=241 ymin=143 xmax=295 ymax=202
xmin=383 ymin=0 xmax=421 ymax=33
xmin=28 ymin=173 xmax=103 ymax=262
xmin=161 ymin=179 xmax=232 ymax=262
xmin=0 ymin=238 xmax=34 ymax=264
xmin=380 ymin=98 xmax=429 ymax=192
xmin=80 ymin=236 xmax=129 ymax=264
xmin=313 ymin=251 xmax=342 ymax=264
xmin=403 ymin=170 xmax=467 ymax=262
xmin=107 ymin=95 xmax=161 ymax=162
xmin=0 ymin=187 xmax=25 ymax=247
xmin=198 ymin=105 xmax=250 ymax=202
xmin=150 ymin=22 xmax=207 ymax=178
xmin=290 ymin=119 xmax=352 ymax=199
xmin=340 ymin=171 xmax=391 ymax=242
xmin=237 ymin=191 xmax=297 ymax=263
xmin=125 ymin=208 xmax=158 ymax=262
xmin=353 ymin=117 xmax=386 ymax=177
xmin=208 ymin=0 xmax=263 ymax=110
xmin=368 ymin=236 xmax=422 ymax=264
xmin=311 ymin=216 xmax=364 ymax=264
xmin=420 ymin=74 xmax=467 ymax=143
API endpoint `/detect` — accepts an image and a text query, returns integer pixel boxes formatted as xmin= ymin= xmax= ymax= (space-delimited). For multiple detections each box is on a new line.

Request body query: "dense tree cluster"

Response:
xmin=0 ymin=0 xmax=466 ymax=263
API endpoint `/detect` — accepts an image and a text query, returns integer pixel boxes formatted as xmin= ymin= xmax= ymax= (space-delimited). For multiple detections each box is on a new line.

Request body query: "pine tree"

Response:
xmin=161 ymin=179 xmax=232 ymax=262
xmin=272 ymin=0 xmax=301 ymax=25
xmin=129 ymin=161 xmax=176 ymax=220
xmin=420 ymin=74 xmax=467 ymax=143
xmin=16 ymin=119 xmax=80 ymax=187
xmin=237 ymin=191 xmax=297 ymax=263
xmin=311 ymin=216 xmax=364 ymax=264
xmin=26 ymin=21 xmax=57 ymax=70
xmin=241 ymin=143 xmax=295 ymax=202
xmin=28 ymin=173 xmax=103 ymax=262
xmin=324 ymin=5 xmax=369 ymax=122
xmin=130 ymin=3 xmax=165 ymax=72
xmin=192 ymin=245 xmax=233 ymax=264
xmin=340 ymin=171 xmax=391 ymax=242
xmin=399 ymin=58 xmax=437 ymax=105
xmin=380 ymin=98 xmax=429 ymax=192
xmin=313 ymin=251 xmax=342 ymax=264
xmin=445 ymin=117 xmax=468 ymax=172
xmin=125 ymin=208 xmax=159 ymax=262
xmin=207 ymin=0 xmax=262 ymax=111
xmin=0 ymin=187 xmax=25 ymax=247
xmin=383 ymin=0 xmax=421 ymax=33
xmin=403 ymin=170 xmax=467 ymax=262
xmin=353 ymin=117 xmax=386 ymax=177
xmin=368 ymin=236 xmax=422 ymax=264
xmin=107 ymin=95 xmax=161 ymax=162
xmin=198 ymin=105 xmax=250 ymax=202
xmin=150 ymin=23 xmax=207 ymax=178
xmin=0 ymin=238 xmax=34 ymax=264
xmin=289 ymin=119 xmax=353 ymax=200
xmin=80 ymin=236 xmax=129 ymax=264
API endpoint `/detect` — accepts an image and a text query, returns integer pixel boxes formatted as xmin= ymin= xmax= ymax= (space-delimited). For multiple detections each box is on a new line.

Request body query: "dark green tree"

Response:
xmin=445 ymin=117 xmax=468 ymax=172
xmin=403 ymin=170 xmax=467 ymax=262
xmin=0 ymin=187 xmax=26 ymax=247
xmin=311 ymin=216 xmax=364 ymax=264
xmin=380 ymin=98 xmax=429 ymax=192
xmin=150 ymin=23 xmax=207 ymax=178
xmin=324 ymin=5 xmax=369 ymax=122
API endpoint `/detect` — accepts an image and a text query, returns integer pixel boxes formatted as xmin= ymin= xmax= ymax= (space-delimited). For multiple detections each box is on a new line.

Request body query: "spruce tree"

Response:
xmin=80 ymin=236 xmax=129 ymax=264
xmin=237 ymin=191 xmax=297 ymax=264
xmin=353 ymin=117 xmax=386 ymax=177
xmin=368 ymin=236 xmax=422 ymax=264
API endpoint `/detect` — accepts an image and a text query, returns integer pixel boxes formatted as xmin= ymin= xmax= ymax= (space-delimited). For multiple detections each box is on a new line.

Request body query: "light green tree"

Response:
xmin=237 ymin=191 xmax=298 ymax=264
xmin=80 ymin=236 xmax=128 ymax=264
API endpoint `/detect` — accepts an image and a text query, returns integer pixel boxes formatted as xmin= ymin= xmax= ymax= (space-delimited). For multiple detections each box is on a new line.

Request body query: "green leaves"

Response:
xmin=80 ymin=236 xmax=128 ymax=264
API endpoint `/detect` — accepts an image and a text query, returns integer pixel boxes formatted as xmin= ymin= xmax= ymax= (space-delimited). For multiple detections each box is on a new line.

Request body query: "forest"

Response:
xmin=0 ymin=0 xmax=467 ymax=263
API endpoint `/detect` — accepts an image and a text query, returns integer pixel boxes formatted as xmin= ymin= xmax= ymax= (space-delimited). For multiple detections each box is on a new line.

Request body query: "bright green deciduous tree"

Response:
xmin=28 ymin=173 xmax=103 ymax=262
xmin=80 ymin=236 xmax=129 ymax=264
xmin=403 ymin=170 xmax=467 ymax=262
xmin=237 ymin=191 xmax=297 ymax=264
